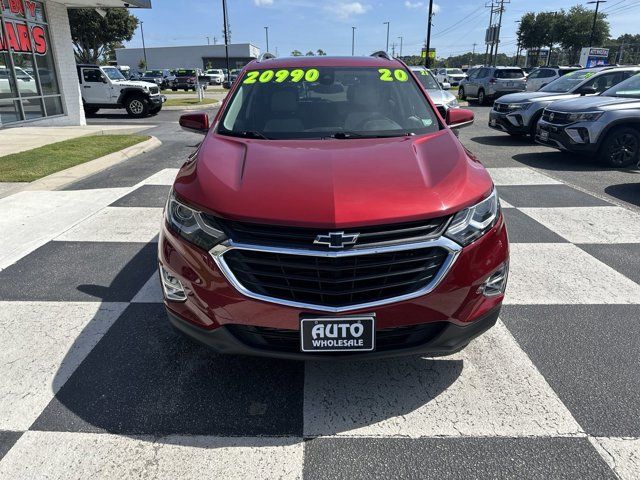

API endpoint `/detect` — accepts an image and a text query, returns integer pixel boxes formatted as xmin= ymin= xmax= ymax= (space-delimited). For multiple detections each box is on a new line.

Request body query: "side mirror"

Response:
xmin=446 ymin=108 xmax=474 ymax=129
xmin=579 ymin=85 xmax=598 ymax=95
xmin=102 ymin=76 xmax=108 ymax=83
xmin=441 ymin=82 xmax=451 ymax=90
xmin=222 ymin=81 xmax=232 ymax=90
xmin=179 ymin=112 xmax=210 ymax=134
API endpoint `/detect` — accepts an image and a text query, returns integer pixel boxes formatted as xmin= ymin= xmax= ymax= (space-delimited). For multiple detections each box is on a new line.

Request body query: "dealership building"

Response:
xmin=0 ymin=0 xmax=151 ymax=129
xmin=115 ymin=43 xmax=260 ymax=72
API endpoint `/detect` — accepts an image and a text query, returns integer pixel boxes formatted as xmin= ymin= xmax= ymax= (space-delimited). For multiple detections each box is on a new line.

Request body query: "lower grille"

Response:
xmin=222 ymin=247 xmax=449 ymax=308
xmin=227 ymin=322 xmax=448 ymax=353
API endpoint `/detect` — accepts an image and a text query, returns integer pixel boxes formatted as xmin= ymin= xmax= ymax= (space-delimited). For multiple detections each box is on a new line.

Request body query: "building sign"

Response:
xmin=421 ymin=48 xmax=436 ymax=59
xmin=579 ymin=47 xmax=609 ymax=68
xmin=0 ymin=21 xmax=47 ymax=55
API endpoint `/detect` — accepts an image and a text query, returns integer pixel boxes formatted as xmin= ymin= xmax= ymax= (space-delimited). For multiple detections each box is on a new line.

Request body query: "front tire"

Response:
xmin=477 ymin=89 xmax=486 ymax=106
xmin=528 ymin=112 xmax=543 ymax=141
xmin=83 ymin=106 xmax=99 ymax=116
xmin=599 ymin=127 xmax=640 ymax=168
xmin=458 ymin=86 xmax=466 ymax=101
xmin=125 ymin=95 xmax=150 ymax=118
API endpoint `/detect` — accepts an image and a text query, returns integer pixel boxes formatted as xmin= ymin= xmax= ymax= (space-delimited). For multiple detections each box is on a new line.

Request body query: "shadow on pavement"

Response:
xmin=605 ymin=182 xmax=640 ymax=207
xmin=42 ymin=246 xmax=462 ymax=444
xmin=470 ymin=135 xmax=532 ymax=147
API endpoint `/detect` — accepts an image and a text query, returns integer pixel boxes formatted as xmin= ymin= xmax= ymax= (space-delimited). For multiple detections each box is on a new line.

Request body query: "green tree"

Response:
xmin=316 ymin=49 xmax=327 ymax=56
xmin=138 ymin=58 xmax=147 ymax=70
xmin=291 ymin=50 xmax=303 ymax=56
xmin=557 ymin=5 xmax=610 ymax=63
xmin=305 ymin=50 xmax=315 ymax=56
xmin=68 ymin=8 xmax=139 ymax=64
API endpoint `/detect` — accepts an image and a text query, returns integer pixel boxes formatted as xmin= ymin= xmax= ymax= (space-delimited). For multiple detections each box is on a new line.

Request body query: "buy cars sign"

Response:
xmin=0 ymin=1 xmax=48 ymax=55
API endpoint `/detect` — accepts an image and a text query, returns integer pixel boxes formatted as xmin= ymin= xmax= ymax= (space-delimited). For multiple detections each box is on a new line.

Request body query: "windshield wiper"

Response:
xmin=222 ymin=130 xmax=271 ymax=140
xmin=328 ymin=131 xmax=413 ymax=139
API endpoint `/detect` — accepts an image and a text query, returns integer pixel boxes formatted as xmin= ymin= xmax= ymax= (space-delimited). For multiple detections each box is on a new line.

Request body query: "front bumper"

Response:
xmin=535 ymin=120 xmax=599 ymax=154
xmin=150 ymin=95 xmax=166 ymax=105
xmin=159 ymin=215 xmax=509 ymax=359
xmin=489 ymin=110 xmax=529 ymax=134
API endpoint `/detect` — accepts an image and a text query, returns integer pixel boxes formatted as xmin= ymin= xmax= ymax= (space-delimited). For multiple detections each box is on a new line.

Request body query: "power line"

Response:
xmin=432 ymin=5 xmax=485 ymax=38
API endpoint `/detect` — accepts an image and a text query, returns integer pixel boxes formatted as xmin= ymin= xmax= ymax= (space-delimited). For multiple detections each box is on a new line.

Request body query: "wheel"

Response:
xmin=172 ymin=88 xmax=177 ymax=91
xmin=599 ymin=127 xmax=640 ymax=167
xmin=477 ymin=89 xmax=486 ymax=105
xmin=528 ymin=112 xmax=543 ymax=141
xmin=124 ymin=95 xmax=150 ymax=118
xmin=458 ymin=86 xmax=466 ymax=101
xmin=83 ymin=106 xmax=99 ymax=116
xmin=184 ymin=88 xmax=189 ymax=92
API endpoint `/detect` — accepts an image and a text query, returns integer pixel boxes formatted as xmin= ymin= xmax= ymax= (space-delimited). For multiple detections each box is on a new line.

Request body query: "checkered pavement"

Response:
xmin=0 ymin=165 xmax=639 ymax=479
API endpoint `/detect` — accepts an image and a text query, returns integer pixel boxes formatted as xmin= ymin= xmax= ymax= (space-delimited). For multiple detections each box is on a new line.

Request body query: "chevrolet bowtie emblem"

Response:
xmin=314 ymin=231 xmax=359 ymax=249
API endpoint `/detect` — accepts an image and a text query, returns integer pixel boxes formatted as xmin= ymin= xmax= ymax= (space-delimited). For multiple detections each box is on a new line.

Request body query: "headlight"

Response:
xmin=446 ymin=97 xmax=459 ymax=108
xmin=445 ymin=188 xmax=500 ymax=246
xmin=506 ymin=102 xmax=531 ymax=111
xmin=165 ymin=191 xmax=227 ymax=250
xmin=567 ymin=111 xmax=603 ymax=122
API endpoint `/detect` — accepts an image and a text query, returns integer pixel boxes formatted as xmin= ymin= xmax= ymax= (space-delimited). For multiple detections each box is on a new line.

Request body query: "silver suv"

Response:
xmin=488 ymin=66 xmax=640 ymax=139
xmin=536 ymin=73 xmax=640 ymax=167
xmin=458 ymin=66 xmax=526 ymax=105
xmin=409 ymin=66 xmax=459 ymax=118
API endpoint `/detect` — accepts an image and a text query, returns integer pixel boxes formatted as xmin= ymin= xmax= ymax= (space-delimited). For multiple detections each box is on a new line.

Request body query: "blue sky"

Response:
xmin=126 ymin=0 xmax=640 ymax=58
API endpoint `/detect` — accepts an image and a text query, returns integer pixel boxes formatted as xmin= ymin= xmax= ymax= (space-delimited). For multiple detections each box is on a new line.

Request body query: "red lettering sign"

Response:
xmin=25 ymin=1 xmax=37 ymax=17
xmin=9 ymin=0 xmax=25 ymax=15
xmin=0 ymin=20 xmax=47 ymax=55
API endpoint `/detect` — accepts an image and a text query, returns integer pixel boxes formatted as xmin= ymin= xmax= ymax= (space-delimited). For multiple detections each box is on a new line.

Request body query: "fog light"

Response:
xmin=566 ymin=128 xmax=589 ymax=144
xmin=480 ymin=262 xmax=509 ymax=297
xmin=160 ymin=265 xmax=187 ymax=302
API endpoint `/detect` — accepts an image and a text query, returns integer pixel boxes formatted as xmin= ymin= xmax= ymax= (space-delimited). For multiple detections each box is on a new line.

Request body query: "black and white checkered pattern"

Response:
xmin=0 ymin=165 xmax=638 ymax=479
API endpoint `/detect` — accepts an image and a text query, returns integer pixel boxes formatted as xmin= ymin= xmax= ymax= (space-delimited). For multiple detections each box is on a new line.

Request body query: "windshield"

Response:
xmin=446 ymin=68 xmax=464 ymax=75
xmin=218 ymin=66 xmax=440 ymax=140
xmin=144 ymin=70 xmax=163 ymax=77
xmin=102 ymin=67 xmax=125 ymax=81
xmin=411 ymin=68 xmax=440 ymax=89
xmin=495 ymin=69 xmax=524 ymax=79
xmin=540 ymin=69 xmax=599 ymax=93
xmin=176 ymin=69 xmax=196 ymax=76
xmin=602 ymin=73 xmax=640 ymax=98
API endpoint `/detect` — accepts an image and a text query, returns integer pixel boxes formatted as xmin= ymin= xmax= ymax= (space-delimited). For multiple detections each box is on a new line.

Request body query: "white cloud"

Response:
xmin=405 ymin=1 xmax=440 ymax=14
xmin=433 ymin=3 xmax=441 ymax=14
xmin=331 ymin=2 xmax=370 ymax=20
xmin=404 ymin=1 xmax=423 ymax=8
xmin=254 ymin=0 xmax=274 ymax=6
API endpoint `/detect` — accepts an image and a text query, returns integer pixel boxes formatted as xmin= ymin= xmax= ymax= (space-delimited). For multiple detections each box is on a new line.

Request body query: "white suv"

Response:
xmin=525 ymin=66 xmax=581 ymax=92
xmin=77 ymin=64 xmax=165 ymax=117
xmin=435 ymin=68 xmax=467 ymax=86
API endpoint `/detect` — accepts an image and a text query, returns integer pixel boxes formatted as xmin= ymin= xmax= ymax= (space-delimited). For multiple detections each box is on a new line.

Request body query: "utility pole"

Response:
xmin=425 ymin=0 xmax=434 ymax=68
xmin=206 ymin=36 xmax=210 ymax=45
xmin=484 ymin=2 xmax=495 ymax=66
xmin=391 ymin=43 xmax=396 ymax=57
xmin=264 ymin=26 xmax=269 ymax=53
xmin=492 ymin=0 xmax=508 ymax=66
xmin=398 ymin=36 xmax=403 ymax=57
xmin=587 ymin=0 xmax=606 ymax=47
xmin=222 ymin=0 xmax=230 ymax=80
xmin=546 ymin=11 xmax=558 ymax=66
xmin=140 ymin=21 xmax=148 ymax=70
xmin=383 ymin=21 xmax=390 ymax=52
xmin=617 ymin=43 xmax=625 ymax=64
xmin=352 ymin=26 xmax=356 ymax=56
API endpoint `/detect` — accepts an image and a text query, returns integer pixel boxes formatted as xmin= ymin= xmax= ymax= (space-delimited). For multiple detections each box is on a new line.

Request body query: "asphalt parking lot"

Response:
xmin=0 ymin=106 xmax=639 ymax=479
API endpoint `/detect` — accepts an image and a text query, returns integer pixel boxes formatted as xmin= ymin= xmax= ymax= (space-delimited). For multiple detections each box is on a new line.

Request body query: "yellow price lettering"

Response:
xmin=243 ymin=71 xmax=259 ymax=84
xmin=394 ymin=69 xmax=408 ymax=82
xmin=379 ymin=68 xmax=393 ymax=82
xmin=275 ymin=69 xmax=290 ymax=82
xmin=290 ymin=69 xmax=305 ymax=82
xmin=259 ymin=70 xmax=275 ymax=82
xmin=304 ymin=68 xmax=320 ymax=82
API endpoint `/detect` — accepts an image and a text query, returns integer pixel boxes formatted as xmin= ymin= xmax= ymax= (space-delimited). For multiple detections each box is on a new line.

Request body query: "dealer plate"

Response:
xmin=300 ymin=315 xmax=375 ymax=353
xmin=539 ymin=129 xmax=549 ymax=141
xmin=489 ymin=118 xmax=497 ymax=127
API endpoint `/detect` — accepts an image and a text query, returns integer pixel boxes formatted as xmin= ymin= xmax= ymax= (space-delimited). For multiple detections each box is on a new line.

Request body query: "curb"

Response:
xmin=0 ymin=136 xmax=162 ymax=199
xmin=163 ymin=100 xmax=222 ymax=111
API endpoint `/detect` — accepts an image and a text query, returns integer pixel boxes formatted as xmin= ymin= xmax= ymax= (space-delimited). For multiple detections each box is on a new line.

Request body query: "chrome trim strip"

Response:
xmin=209 ymin=237 xmax=462 ymax=313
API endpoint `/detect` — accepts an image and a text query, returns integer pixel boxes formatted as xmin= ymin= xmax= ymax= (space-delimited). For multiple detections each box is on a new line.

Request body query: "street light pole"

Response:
xmin=587 ymin=0 xmax=606 ymax=47
xmin=140 ymin=21 xmax=147 ymax=70
xmin=264 ymin=26 xmax=269 ymax=53
xmin=425 ymin=0 xmax=433 ymax=68
xmin=398 ymin=36 xmax=403 ymax=57
xmin=383 ymin=22 xmax=390 ymax=52
xmin=222 ymin=0 xmax=230 ymax=79
xmin=352 ymin=26 xmax=356 ymax=56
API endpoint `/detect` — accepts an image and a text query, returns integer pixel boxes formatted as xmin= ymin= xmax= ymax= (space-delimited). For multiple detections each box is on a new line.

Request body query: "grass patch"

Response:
xmin=0 ymin=134 xmax=150 ymax=182
xmin=163 ymin=97 xmax=218 ymax=107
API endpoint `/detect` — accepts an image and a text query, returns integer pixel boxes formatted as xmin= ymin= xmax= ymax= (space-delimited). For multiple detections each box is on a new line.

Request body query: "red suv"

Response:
xmin=159 ymin=54 xmax=509 ymax=359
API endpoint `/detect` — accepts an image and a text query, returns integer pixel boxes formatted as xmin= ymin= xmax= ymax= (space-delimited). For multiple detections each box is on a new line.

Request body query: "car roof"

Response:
xmin=245 ymin=55 xmax=405 ymax=70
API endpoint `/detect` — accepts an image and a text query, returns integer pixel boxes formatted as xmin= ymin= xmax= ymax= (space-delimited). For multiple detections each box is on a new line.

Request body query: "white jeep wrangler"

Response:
xmin=77 ymin=64 xmax=165 ymax=118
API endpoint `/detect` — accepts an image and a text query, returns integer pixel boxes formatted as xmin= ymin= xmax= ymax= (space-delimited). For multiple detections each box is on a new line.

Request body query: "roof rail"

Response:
xmin=371 ymin=51 xmax=392 ymax=60
xmin=257 ymin=52 xmax=276 ymax=62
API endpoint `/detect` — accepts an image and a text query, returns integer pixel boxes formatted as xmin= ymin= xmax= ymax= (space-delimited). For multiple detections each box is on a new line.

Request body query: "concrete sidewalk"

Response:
xmin=0 ymin=124 xmax=154 ymax=157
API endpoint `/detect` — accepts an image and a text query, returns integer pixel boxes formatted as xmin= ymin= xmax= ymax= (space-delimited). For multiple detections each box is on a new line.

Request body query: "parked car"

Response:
xmin=488 ymin=66 xmax=640 ymax=138
xmin=536 ymin=72 xmax=640 ymax=167
xmin=435 ymin=67 xmax=466 ymax=86
xmin=141 ymin=69 xmax=173 ymax=89
xmin=203 ymin=69 xmax=224 ymax=85
xmin=409 ymin=65 xmax=459 ymax=118
xmin=171 ymin=68 xmax=201 ymax=91
xmin=160 ymin=54 xmax=508 ymax=359
xmin=459 ymin=66 xmax=526 ymax=105
xmin=525 ymin=66 xmax=581 ymax=92
xmin=0 ymin=66 xmax=38 ymax=96
xmin=228 ymin=69 xmax=241 ymax=83
xmin=76 ymin=64 xmax=165 ymax=117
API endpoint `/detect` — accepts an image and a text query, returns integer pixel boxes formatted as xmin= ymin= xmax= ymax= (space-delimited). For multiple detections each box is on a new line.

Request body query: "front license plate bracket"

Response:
xmin=300 ymin=314 xmax=375 ymax=353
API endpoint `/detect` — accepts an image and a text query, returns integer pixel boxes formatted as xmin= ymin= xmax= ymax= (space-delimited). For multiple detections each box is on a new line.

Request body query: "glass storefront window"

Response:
xmin=0 ymin=0 xmax=63 ymax=126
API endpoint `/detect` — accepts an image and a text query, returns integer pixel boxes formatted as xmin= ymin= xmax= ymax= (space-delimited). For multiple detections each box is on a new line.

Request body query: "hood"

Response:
xmin=426 ymin=89 xmax=456 ymax=106
xmin=174 ymin=130 xmax=493 ymax=228
xmin=117 ymin=80 xmax=157 ymax=89
xmin=496 ymin=91 xmax=577 ymax=104
xmin=448 ymin=74 xmax=466 ymax=78
xmin=547 ymin=95 xmax=640 ymax=112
